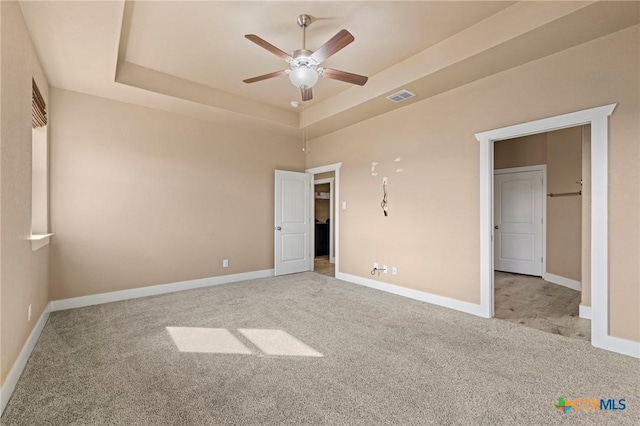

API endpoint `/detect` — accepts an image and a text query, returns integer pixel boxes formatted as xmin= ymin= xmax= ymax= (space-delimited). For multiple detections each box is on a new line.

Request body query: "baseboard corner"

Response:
xmin=543 ymin=272 xmax=581 ymax=291
xmin=593 ymin=334 xmax=640 ymax=359
xmin=579 ymin=304 xmax=592 ymax=320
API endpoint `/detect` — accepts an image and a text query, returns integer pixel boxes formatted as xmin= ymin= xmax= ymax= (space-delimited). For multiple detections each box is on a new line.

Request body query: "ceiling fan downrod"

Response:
xmin=297 ymin=14 xmax=312 ymax=51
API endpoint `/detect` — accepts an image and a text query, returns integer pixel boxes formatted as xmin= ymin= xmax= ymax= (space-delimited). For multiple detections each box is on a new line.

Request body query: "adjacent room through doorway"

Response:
xmin=492 ymin=125 xmax=591 ymax=340
xmin=313 ymin=172 xmax=335 ymax=277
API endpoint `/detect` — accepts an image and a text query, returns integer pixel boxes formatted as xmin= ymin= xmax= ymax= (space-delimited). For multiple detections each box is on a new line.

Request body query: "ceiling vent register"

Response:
xmin=386 ymin=90 xmax=416 ymax=103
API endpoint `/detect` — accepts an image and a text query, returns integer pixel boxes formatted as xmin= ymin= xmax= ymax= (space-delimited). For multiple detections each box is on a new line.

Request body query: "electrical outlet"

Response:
xmin=28 ymin=304 xmax=32 ymax=321
xmin=342 ymin=201 xmax=347 ymax=209
xmin=383 ymin=265 xmax=388 ymax=273
xmin=392 ymin=266 xmax=397 ymax=275
xmin=373 ymin=262 xmax=379 ymax=270
xmin=223 ymin=259 xmax=229 ymax=268
xmin=383 ymin=177 xmax=388 ymax=184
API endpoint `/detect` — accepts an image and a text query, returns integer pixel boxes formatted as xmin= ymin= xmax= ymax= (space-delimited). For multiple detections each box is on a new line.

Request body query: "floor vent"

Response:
xmin=386 ymin=89 xmax=416 ymax=103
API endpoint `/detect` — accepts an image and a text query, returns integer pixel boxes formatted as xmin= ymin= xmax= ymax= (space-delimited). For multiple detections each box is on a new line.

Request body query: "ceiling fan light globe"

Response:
xmin=289 ymin=67 xmax=319 ymax=89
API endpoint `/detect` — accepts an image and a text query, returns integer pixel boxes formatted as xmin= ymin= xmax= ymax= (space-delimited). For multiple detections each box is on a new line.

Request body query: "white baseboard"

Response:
xmin=50 ymin=269 xmax=274 ymax=312
xmin=579 ymin=304 xmax=592 ymax=320
xmin=593 ymin=334 xmax=640 ymax=359
xmin=1 ymin=302 xmax=52 ymax=416
xmin=336 ymin=272 xmax=485 ymax=317
xmin=330 ymin=257 xmax=335 ymax=264
xmin=543 ymin=272 xmax=581 ymax=291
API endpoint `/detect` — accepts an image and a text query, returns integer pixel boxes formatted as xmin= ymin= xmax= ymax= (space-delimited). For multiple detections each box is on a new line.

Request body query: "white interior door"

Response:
xmin=275 ymin=170 xmax=311 ymax=276
xmin=494 ymin=169 xmax=544 ymax=276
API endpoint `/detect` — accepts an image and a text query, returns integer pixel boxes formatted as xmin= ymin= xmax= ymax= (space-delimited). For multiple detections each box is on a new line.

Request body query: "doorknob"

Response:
xmin=495 ymin=226 xmax=499 ymax=229
xmin=275 ymin=226 xmax=282 ymax=231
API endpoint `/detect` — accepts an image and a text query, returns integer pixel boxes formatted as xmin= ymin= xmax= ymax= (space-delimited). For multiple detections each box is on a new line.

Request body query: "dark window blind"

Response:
xmin=32 ymin=78 xmax=47 ymax=128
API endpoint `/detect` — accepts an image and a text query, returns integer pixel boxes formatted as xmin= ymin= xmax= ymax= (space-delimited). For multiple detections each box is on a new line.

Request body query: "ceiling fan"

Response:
xmin=242 ymin=14 xmax=368 ymax=102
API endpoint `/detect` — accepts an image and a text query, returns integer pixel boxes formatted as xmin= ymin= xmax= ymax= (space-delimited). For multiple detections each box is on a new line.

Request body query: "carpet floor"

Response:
xmin=2 ymin=273 xmax=638 ymax=425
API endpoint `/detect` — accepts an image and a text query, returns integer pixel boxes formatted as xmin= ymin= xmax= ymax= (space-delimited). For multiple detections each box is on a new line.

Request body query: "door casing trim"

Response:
xmin=476 ymin=104 xmax=640 ymax=358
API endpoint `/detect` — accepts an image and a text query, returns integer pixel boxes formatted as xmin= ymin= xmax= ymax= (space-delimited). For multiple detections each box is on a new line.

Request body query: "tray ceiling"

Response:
xmin=18 ymin=1 xmax=640 ymax=138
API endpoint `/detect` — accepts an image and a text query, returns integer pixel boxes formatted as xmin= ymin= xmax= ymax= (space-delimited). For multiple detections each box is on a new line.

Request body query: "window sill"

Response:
xmin=29 ymin=233 xmax=53 ymax=251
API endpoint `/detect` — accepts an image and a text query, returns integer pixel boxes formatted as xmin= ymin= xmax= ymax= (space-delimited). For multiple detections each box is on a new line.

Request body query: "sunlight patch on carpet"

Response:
xmin=239 ymin=329 xmax=323 ymax=357
xmin=166 ymin=327 xmax=252 ymax=354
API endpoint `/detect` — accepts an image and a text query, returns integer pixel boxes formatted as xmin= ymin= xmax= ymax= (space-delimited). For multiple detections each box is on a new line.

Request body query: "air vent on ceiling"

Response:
xmin=386 ymin=89 xmax=416 ymax=103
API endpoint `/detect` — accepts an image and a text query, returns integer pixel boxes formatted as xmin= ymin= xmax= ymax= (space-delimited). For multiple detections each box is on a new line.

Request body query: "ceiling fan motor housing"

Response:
xmin=289 ymin=49 xmax=319 ymax=88
xmin=292 ymin=49 xmax=314 ymax=60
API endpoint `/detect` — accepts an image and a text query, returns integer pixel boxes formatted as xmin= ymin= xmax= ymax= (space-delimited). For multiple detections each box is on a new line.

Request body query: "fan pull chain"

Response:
xmin=302 ymin=126 xmax=309 ymax=153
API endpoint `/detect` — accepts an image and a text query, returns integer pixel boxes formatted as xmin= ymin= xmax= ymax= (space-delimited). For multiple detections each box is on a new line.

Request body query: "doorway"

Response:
xmin=492 ymin=127 xmax=588 ymax=340
xmin=313 ymin=177 xmax=335 ymax=277
xmin=306 ymin=163 xmax=342 ymax=277
xmin=475 ymin=104 xmax=621 ymax=354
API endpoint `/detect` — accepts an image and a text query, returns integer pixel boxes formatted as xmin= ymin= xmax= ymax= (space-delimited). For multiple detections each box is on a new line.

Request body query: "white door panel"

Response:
xmin=494 ymin=169 xmax=543 ymax=276
xmin=281 ymin=233 xmax=306 ymax=262
xmin=501 ymin=180 xmax=534 ymax=223
xmin=500 ymin=233 xmax=534 ymax=261
xmin=275 ymin=170 xmax=311 ymax=276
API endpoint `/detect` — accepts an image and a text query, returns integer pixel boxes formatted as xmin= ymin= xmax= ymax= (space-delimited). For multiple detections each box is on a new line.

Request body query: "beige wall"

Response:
xmin=306 ymin=25 xmax=639 ymax=342
xmin=0 ymin=1 xmax=50 ymax=385
xmin=546 ymin=127 xmax=582 ymax=281
xmin=494 ymin=133 xmax=546 ymax=169
xmin=49 ymin=89 xmax=304 ymax=300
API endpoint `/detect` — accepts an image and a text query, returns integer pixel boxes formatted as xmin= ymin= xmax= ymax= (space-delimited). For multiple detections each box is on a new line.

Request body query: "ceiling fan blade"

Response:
xmin=310 ymin=29 xmax=354 ymax=63
xmin=243 ymin=70 xmax=287 ymax=84
xmin=322 ymin=68 xmax=368 ymax=86
xmin=301 ymin=86 xmax=313 ymax=102
xmin=245 ymin=34 xmax=292 ymax=61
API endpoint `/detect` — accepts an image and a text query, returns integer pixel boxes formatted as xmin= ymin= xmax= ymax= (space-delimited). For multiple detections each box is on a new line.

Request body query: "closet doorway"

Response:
xmin=314 ymin=175 xmax=335 ymax=277
xmin=492 ymin=126 xmax=590 ymax=341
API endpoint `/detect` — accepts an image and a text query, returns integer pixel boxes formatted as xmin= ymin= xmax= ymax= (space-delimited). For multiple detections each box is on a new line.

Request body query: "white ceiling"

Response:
xmin=18 ymin=1 xmax=640 ymax=138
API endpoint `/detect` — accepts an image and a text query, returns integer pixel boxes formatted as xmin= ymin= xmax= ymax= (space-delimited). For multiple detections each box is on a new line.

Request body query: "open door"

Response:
xmin=275 ymin=170 xmax=311 ymax=276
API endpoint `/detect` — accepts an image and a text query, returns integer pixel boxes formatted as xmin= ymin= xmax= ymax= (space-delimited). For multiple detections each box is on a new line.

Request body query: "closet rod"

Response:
xmin=547 ymin=191 xmax=581 ymax=197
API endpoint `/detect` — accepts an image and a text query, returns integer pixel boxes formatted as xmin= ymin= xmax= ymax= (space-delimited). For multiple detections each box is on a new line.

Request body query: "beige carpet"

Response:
xmin=494 ymin=271 xmax=590 ymax=341
xmin=2 ymin=272 xmax=638 ymax=425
